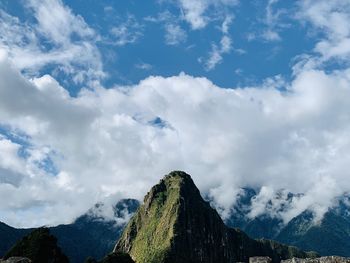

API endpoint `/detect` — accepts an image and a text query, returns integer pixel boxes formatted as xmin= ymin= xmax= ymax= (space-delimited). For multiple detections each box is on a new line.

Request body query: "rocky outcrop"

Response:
xmin=115 ymin=171 xmax=318 ymax=263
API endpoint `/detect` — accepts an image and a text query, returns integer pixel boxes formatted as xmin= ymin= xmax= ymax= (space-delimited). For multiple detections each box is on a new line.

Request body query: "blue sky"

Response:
xmin=1 ymin=0 xmax=350 ymax=227
xmin=1 ymin=0 xmax=317 ymax=94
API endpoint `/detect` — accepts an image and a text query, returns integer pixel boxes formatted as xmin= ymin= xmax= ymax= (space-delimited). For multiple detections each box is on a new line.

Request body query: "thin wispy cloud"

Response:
xmin=110 ymin=15 xmax=144 ymax=46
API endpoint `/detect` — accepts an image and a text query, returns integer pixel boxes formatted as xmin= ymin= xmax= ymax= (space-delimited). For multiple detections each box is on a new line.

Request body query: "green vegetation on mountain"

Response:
xmin=0 ymin=222 xmax=32 ymax=258
xmin=0 ymin=199 xmax=139 ymax=263
xmin=226 ymin=190 xmax=350 ymax=257
xmin=115 ymin=171 xmax=317 ymax=263
xmin=85 ymin=252 xmax=135 ymax=263
xmin=276 ymin=210 xmax=350 ymax=256
xmin=4 ymin=228 xmax=68 ymax=263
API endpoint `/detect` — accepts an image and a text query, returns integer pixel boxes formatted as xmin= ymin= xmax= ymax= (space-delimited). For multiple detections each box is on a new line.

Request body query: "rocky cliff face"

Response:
xmin=114 ymin=171 xmax=317 ymax=263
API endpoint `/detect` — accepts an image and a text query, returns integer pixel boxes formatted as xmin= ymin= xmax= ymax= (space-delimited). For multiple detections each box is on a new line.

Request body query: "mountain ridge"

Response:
xmin=115 ymin=171 xmax=317 ymax=263
xmin=0 ymin=199 xmax=139 ymax=263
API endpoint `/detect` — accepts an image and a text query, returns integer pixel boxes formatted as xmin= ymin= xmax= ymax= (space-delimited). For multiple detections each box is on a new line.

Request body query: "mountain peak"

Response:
xmin=115 ymin=171 xmax=317 ymax=263
xmin=144 ymin=170 xmax=198 ymax=200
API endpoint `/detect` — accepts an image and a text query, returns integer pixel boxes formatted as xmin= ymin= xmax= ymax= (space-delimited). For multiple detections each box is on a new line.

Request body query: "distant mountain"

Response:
xmin=0 ymin=223 xmax=33 ymax=257
xmin=4 ymin=228 xmax=68 ymax=263
xmin=0 ymin=199 xmax=139 ymax=263
xmin=225 ymin=188 xmax=350 ymax=257
xmin=276 ymin=209 xmax=350 ymax=256
xmin=115 ymin=171 xmax=317 ymax=263
xmin=51 ymin=198 xmax=139 ymax=262
xmin=2 ymin=181 xmax=349 ymax=261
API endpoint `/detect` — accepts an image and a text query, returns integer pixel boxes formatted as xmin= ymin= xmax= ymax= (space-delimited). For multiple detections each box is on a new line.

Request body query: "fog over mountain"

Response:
xmin=1 ymin=0 xmax=350 ymax=228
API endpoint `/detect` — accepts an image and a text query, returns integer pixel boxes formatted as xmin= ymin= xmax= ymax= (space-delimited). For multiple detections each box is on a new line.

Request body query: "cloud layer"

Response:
xmin=1 ymin=49 xmax=350 ymax=226
xmin=1 ymin=0 xmax=350 ymax=228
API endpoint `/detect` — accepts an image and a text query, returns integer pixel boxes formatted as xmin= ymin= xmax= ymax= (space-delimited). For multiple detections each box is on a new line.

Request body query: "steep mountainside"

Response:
xmin=276 ymin=210 xmax=350 ymax=256
xmin=226 ymin=189 xmax=350 ymax=256
xmin=51 ymin=199 xmax=139 ymax=263
xmin=4 ymin=228 xmax=68 ymax=263
xmin=2 ymin=180 xmax=349 ymax=261
xmin=0 ymin=223 xmax=33 ymax=257
xmin=86 ymin=252 xmax=135 ymax=263
xmin=0 ymin=199 xmax=139 ymax=263
xmin=115 ymin=171 xmax=317 ymax=263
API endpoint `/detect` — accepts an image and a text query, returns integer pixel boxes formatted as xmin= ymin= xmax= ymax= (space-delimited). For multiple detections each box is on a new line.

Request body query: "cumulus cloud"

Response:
xmin=2 ymin=44 xmax=350 ymax=227
xmin=1 ymin=0 xmax=350 ymax=229
xmin=0 ymin=0 xmax=103 ymax=84
xmin=297 ymin=0 xmax=350 ymax=63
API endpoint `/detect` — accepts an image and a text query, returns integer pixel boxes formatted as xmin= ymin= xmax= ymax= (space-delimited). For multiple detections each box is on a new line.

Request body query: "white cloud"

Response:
xmin=177 ymin=0 xmax=238 ymax=30
xmin=165 ymin=24 xmax=187 ymax=45
xmin=135 ymin=62 xmax=152 ymax=71
xmin=2 ymin=44 xmax=350 ymax=227
xmin=261 ymin=0 xmax=283 ymax=41
xmin=178 ymin=0 xmax=208 ymax=30
xmin=221 ymin=15 xmax=233 ymax=34
xmin=0 ymin=137 xmax=24 ymax=175
xmin=144 ymin=11 xmax=187 ymax=46
xmin=204 ymin=34 xmax=232 ymax=71
xmin=110 ymin=15 xmax=143 ymax=46
xmin=297 ymin=0 xmax=350 ymax=62
xmin=0 ymin=0 xmax=103 ymax=84
xmin=1 ymin=0 xmax=350 ymax=229
xmin=27 ymin=0 xmax=95 ymax=45
xmin=262 ymin=29 xmax=281 ymax=42
xmin=247 ymin=0 xmax=288 ymax=43
xmin=202 ymin=15 xmax=237 ymax=70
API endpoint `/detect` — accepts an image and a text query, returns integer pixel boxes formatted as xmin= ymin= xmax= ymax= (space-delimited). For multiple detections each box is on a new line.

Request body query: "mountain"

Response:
xmin=2 ymin=177 xmax=349 ymax=261
xmin=225 ymin=189 xmax=350 ymax=257
xmin=3 ymin=228 xmax=68 ymax=263
xmin=114 ymin=171 xmax=317 ymax=263
xmin=86 ymin=252 xmax=135 ymax=263
xmin=0 ymin=199 xmax=139 ymax=263
xmin=276 ymin=209 xmax=350 ymax=256
xmin=0 ymin=223 xmax=33 ymax=258
xmin=51 ymin=198 xmax=139 ymax=263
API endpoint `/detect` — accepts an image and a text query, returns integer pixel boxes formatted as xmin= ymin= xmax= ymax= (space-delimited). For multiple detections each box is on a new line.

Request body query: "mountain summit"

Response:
xmin=114 ymin=171 xmax=317 ymax=263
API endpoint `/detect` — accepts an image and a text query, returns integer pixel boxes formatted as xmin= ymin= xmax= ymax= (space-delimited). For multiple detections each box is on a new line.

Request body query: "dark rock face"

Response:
xmin=115 ymin=171 xmax=317 ymax=263
xmin=4 ymin=228 xmax=68 ymax=263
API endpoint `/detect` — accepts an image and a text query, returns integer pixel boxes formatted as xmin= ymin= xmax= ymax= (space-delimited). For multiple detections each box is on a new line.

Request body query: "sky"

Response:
xmin=1 ymin=0 xmax=350 ymax=227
